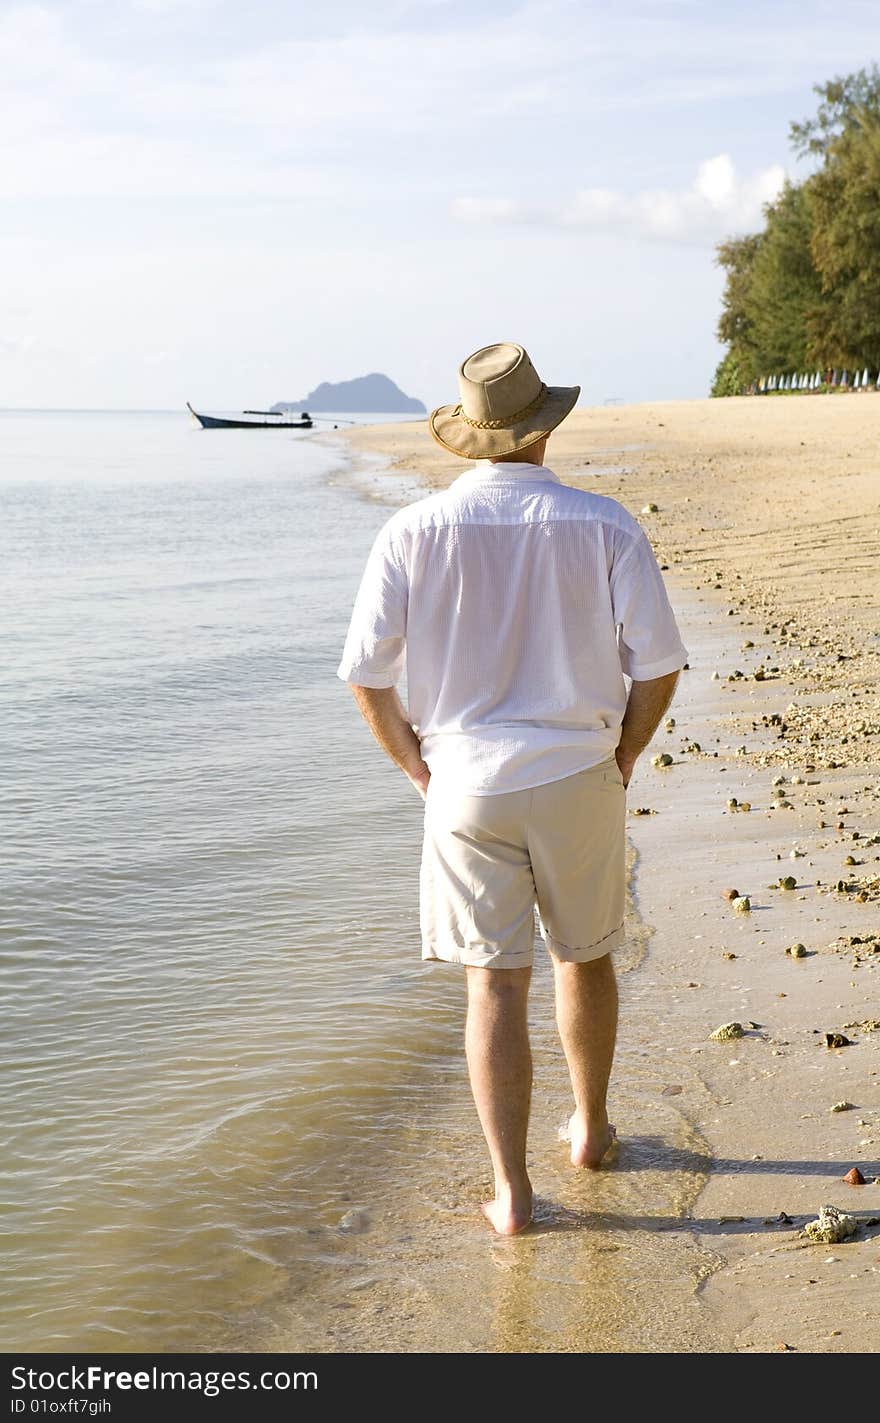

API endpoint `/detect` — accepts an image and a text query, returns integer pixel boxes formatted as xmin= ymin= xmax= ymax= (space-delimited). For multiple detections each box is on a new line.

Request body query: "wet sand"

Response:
xmin=299 ymin=397 xmax=879 ymax=1353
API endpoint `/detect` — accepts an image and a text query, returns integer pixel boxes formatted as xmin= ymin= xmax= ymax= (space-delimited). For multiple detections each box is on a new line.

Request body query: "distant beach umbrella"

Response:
xmin=876 ymin=370 xmax=880 ymax=389
xmin=841 ymin=369 xmax=849 ymax=387
xmin=831 ymin=369 xmax=839 ymax=386
xmin=863 ymin=367 xmax=870 ymax=386
xmin=854 ymin=370 xmax=861 ymax=389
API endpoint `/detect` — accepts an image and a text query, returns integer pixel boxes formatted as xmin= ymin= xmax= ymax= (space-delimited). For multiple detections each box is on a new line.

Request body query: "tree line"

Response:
xmin=711 ymin=66 xmax=880 ymax=397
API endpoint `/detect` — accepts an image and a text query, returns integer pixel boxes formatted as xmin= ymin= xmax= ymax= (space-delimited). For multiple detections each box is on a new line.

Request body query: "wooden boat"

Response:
xmin=186 ymin=402 xmax=313 ymax=430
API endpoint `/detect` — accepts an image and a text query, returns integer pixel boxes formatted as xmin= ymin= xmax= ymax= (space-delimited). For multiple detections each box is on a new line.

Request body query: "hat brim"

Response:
xmin=429 ymin=384 xmax=580 ymax=459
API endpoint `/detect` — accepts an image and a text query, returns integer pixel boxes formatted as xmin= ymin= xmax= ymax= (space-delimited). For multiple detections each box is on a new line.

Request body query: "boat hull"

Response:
xmin=187 ymin=402 xmax=313 ymax=430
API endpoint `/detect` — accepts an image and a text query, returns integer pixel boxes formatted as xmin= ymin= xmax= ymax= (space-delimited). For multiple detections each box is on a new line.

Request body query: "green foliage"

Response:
xmin=710 ymin=350 xmax=745 ymax=397
xmin=716 ymin=233 xmax=762 ymax=376
xmin=713 ymin=65 xmax=880 ymax=393
xmin=790 ymin=65 xmax=880 ymax=157
xmin=745 ymin=182 xmax=825 ymax=371
xmin=807 ymin=109 xmax=880 ymax=368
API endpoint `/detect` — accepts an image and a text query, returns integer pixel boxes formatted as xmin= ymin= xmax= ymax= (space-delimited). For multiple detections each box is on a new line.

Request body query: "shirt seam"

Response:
xmin=392 ymin=514 xmax=644 ymax=538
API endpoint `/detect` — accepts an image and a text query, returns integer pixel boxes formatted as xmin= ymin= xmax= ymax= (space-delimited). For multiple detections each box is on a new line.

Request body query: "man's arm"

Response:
xmin=615 ymin=670 xmax=680 ymax=787
xmin=349 ymin=685 xmax=431 ymax=799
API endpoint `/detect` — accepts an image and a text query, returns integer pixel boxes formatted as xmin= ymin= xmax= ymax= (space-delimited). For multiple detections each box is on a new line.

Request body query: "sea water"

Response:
xmin=1 ymin=411 xmax=461 ymax=1349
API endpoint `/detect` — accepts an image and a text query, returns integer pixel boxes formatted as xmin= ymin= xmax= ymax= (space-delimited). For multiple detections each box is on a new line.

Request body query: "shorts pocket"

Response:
xmin=602 ymin=762 xmax=625 ymax=789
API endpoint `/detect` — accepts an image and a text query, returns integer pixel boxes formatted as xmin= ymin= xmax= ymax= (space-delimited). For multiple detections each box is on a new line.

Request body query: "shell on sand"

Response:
xmin=710 ymin=1022 xmax=745 ymax=1042
xmin=824 ymin=1031 xmax=852 ymax=1049
xmin=804 ymin=1205 xmax=858 ymax=1244
xmin=843 ymin=1167 xmax=866 ymax=1185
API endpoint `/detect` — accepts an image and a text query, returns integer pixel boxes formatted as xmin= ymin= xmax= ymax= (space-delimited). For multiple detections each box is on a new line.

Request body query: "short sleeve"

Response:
xmin=336 ymin=522 xmax=408 ymax=688
xmin=610 ymin=527 xmax=689 ymax=680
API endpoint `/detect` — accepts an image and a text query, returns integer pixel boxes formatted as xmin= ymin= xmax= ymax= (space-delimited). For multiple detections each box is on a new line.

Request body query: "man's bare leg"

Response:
xmin=464 ymin=964 xmax=533 ymax=1235
xmin=552 ymin=954 xmax=618 ymax=1168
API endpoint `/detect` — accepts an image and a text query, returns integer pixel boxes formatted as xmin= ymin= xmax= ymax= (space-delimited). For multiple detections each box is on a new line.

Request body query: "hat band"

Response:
xmin=456 ymin=383 xmax=548 ymax=430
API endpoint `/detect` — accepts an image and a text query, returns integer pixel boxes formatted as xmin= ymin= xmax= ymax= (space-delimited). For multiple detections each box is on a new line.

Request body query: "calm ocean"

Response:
xmin=0 ymin=410 xmax=464 ymax=1350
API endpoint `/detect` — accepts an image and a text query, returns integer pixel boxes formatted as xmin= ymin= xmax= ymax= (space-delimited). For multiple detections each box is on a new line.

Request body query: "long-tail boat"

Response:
xmin=187 ymin=402 xmax=313 ymax=430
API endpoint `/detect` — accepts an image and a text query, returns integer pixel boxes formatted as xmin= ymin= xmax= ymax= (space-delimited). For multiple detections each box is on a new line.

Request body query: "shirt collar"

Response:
xmin=454 ymin=460 xmax=561 ymax=486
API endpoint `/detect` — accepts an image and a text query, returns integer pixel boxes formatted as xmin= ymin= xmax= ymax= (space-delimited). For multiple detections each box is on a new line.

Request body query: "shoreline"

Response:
xmin=311 ymin=400 xmax=879 ymax=1353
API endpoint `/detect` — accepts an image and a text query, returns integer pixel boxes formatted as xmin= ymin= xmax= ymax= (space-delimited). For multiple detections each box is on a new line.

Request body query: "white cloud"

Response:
xmin=452 ymin=155 xmax=787 ymax=244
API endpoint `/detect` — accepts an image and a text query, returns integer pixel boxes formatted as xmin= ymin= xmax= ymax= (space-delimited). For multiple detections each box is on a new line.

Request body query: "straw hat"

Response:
xmin=429 ymin=342 xmax=580 ymax=459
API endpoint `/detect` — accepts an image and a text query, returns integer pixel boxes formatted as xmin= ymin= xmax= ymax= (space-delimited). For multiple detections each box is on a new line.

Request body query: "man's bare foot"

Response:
xmin=480 ymin=1183 xmax=533 ymax=1235
xmin=566 ymin=1113 xmax=617 ymax=1169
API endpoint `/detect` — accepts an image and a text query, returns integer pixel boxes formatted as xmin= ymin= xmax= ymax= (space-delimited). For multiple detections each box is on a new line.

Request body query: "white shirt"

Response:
xmin=337 ymin=462 xmax=689 ymax=795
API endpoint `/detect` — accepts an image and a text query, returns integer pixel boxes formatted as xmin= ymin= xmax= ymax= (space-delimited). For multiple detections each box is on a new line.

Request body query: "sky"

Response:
xmin=1 ymin=0 xmax=876 ymax=409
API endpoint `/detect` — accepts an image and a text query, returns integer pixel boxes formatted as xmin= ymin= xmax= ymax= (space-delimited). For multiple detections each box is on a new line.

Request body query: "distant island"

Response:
xmin=272 ymin=373 xmax=426 ymax=415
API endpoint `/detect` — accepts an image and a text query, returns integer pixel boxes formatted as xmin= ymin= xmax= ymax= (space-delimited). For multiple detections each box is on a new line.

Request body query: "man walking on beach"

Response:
xmin=337 ymin=343 xmax=688 ymax=1234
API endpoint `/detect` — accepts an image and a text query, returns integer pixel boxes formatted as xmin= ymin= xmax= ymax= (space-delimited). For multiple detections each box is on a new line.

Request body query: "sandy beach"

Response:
xmin=318 ymin=395 xmax=879 ymax=1353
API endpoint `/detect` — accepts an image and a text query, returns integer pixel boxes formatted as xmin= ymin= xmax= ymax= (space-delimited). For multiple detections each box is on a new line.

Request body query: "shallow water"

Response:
xmin=1 ymin=413 xmax=724 ymax=1352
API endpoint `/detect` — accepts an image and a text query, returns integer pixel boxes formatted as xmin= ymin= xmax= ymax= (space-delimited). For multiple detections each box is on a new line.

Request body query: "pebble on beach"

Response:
xmin=786 ymin=943 xmax=807 ymax=958
xmin=778 ymin=875 xmax=798 ymax=890
xmin=338 ymin=1208 xmax=372 ymax=1234
xmin=710 ymin=1022 xmax=745 ymax=1042
xmin=830 ymin=1101 xmax=854 ymax=1113
xmin=641 ymin=502 xmax=659 ymax=513
xmin=722 ymin=888 xmax=740 ymax=901
xmin=651 ymin=752 xmax=674 ymax=767
xmin=732 ymin=896 xmax=751 ymax=913
xmin=824 ymin=1032 xmax=853 ymax=1049
xmin=804 ymin=1205 xmax=858 ymax=1244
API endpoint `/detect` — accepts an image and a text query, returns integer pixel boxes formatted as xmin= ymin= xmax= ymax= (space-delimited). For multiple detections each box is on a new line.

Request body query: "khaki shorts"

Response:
xmin=420 ymin=754 xmax=626 ymax=970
